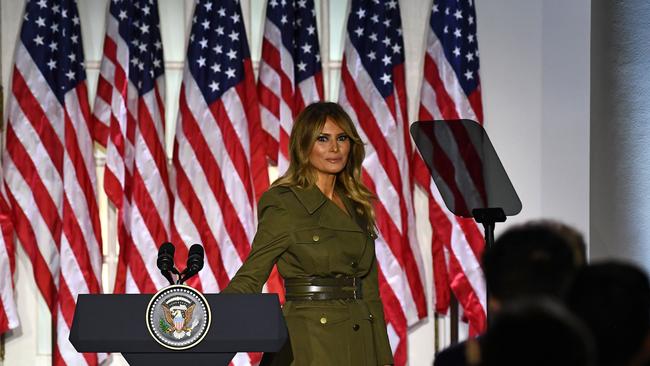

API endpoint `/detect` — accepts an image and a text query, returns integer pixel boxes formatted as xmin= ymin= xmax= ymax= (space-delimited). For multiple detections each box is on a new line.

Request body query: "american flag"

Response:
xmin=338 ymin=1 xmax=427 ymax=364
xmin=415 ymin=0 xmax=487 ymax=335
xmin=93 ymin=0 xmax=174 ymax=294
xmin=0 ymin=183 xmax=18 ymax=335
xmin=171 ymin=1 xmax=267 ymax=364
xmin=2 ymin=0 xmax=104 ymax=365
xmin=258 ymin=0 xmax=324 ymax=173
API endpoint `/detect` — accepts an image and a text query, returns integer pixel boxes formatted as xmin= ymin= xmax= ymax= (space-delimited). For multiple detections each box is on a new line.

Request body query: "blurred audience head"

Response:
xmin=483 ymin=221 xmax=581 ymax=311
xmin=481 ymin=299 xmax=595 ymax=366
xmin=566 ymin=261 xmax=650 ymax=366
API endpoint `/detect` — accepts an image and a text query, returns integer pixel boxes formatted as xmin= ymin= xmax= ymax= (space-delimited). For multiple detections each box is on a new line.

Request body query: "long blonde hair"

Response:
xmin=273 ymin=102 xmax=376 ymax=232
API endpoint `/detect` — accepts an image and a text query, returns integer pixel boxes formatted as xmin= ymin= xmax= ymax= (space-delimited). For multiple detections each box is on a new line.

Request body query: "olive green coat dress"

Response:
xmin=222 ymin=185 xmax=394 ymax=366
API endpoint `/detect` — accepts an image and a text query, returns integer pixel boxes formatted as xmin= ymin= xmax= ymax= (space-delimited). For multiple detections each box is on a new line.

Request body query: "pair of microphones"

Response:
xmin=156 ymin=242 xmax=204 ymax=286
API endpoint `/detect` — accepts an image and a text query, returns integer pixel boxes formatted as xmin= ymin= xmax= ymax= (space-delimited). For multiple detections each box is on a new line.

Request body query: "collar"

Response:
xmin=289 ymin=185 xmax=327 ymax=214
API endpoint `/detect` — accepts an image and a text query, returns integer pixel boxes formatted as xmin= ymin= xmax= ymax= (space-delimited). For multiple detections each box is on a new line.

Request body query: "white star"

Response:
xmin=453 ymin=47 xmax=461 ymax=57
xmin=231 ymin=13 xmax=240 ymax=24
xmin=382 ymin=36 xmax=391 ymax=47
xmin=229 ymin=31 xmax=239 ymax=42
xmin=202 ymin=19 xmax=210 ymax=30
xmin=383 ymin=18 xmax=391 ymax=27
xmin=66 ymin=70 xmax=75 ymax=80
xmin=37 ymin=0 xmax=47 ymax=8
xmin=51 ymin=23 xmax=59 ymax=33
xmin=468 ymin=34 xmax=475 ymax=43
xmin=197 ymin=56 xmax=206 ymax=67
xmin=47 ymin=59 xmax=56 ymax=70
xmin=71 ymin=35 xmax=78 ymax=44
xmin=468 ymin=16 xmax=474 ymax=25
xmin=225 ymin=67 xmax=236 ymax=78
xmin=382 ymin=54 xmax=391 ymax=66
xmin=306 ymin=25 xmax=315 ymax=35
xmin=48 ymin=42 xmax=58 ymax=53
xmin=139 ymin=43 xmax=147 ymax=52
xmin=392 ymin=43 xmax=401 ymax=54
xmin=153 ymin=58 xmax=161 ymax=68
xmin=464 ymin=70 xmax=473 ymax=80
xmin=369 ymin=33 xmax=378 ymax=42
xmin=433 ymin=4 xmax=439 ymax=13
xmin=270 ymin=0 xmax=278 ymax=7
xmin=140 ymin=24 xmax=150 ymax=34
xmin=216 ymin=26 xmax=225 ymax=35
xmin=302 ymin=43 xmax=312 ymax=54
xmin=131 ymin=57 xmax=139 ymax=66
xmin=33 ymin=35 xmax=44 ymax=46
xmin=445 ymin=7 xmax=450 ymax=15
xmin=454 ymin=28 xmax=462 ymax=38
xmin=213 ymin=44 xmax=223 ymax=54
xmin=465 ymin=52 xmax=474 ymax=61
xmin=227 ymin=49 xmax=237 ymax=60
xmin=371 ymin=14 xmax=379 ymax=23
xmin=211 ymin=63 xmax=221 ymax=73
xmin=454 ymin=9 xmax=463 ymax=20
xmin=204 ymin=2 xmax=213 ymax=11
xmin=354 ymin=27 xmax=364 ymax=37
xmin=386 ymin=0 xmax=397 ymax=9
xmin=356 ymin=8 xmax=366 ymax=19
xmin=118 ymin=10 xmax=127 ymax=20
xmin=297 ymin=61 xmax=307 ymax=71
xmin=209 ymin=81 xmax=220 ymax=91
xmin=71 ymin=15 xmax=79 ymax=25
xmin=154 ymin=40 xmax=162 ymax=49
xmin=218 ymin=7 xmax=226 ymax=17
xmin=199 ymin=38 xmax=208 ymax=48
xmin=52 ymin=4 xmax=60 ymax=13
xmin=297 ymin=0 xmax=306 ymax=8
xmin=138 ymin=62 xmax=144 ymax=70
xmin=444 ymin=25 xmax=448 ymax=34
xmin=68 ymin=53 xmax=76 ymax=62
xmin=142 ymin=5 xmax=150 ymax=15
xmin=367 ymin=51 xmax=376 ymax=60
xmin=380 ymin=73 xmax=391 ymax=84
xmin=35 ymin=17 xmax=46 ymax=27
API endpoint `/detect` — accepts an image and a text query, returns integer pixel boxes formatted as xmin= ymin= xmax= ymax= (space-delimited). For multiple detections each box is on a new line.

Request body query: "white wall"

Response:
xmin=0 ymin=1 xmax=591 ymax=365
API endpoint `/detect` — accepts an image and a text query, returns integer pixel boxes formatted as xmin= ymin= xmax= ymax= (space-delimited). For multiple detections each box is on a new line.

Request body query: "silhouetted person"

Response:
xmin=434 ymin=221 xmax=583 ymax=366
xmin=566 ymin=261 xmax=650 ymax=366
xmin=481 ymin=299 xmax=595 ymax=366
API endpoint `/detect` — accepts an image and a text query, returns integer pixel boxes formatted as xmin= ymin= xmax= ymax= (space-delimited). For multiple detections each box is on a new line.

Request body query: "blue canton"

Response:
xmin=20 ymin=0 xmax=86 ymax=103
xmin=430 ymin=0 xmax=480 ymax=96
xmin=347 ymin=0 xmax=405 ymax=98
xmin=187 ymin=0 xmax=251 ymax=104
xmin=265 ymin=0 xmax=321 ymax=83
xmin=110 ymin=0 xmax=164 ymax=94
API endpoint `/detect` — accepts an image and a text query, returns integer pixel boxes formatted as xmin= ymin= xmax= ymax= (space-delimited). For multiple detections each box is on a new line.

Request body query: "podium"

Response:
xmin=69 ymin=293 xmax=288 ymax=366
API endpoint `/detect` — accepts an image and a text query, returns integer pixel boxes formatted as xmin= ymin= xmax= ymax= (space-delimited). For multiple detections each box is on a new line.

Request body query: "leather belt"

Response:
xmin=284 ymin=276 xmax=362 ymax=301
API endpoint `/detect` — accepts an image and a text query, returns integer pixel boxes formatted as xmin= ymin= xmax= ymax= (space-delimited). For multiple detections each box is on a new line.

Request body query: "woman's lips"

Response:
xmin=326 ymin=158 xmax=342 ymax=163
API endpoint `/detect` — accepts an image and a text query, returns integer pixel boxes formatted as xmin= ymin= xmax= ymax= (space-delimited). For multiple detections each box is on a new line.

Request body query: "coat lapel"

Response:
xmin=289 ymin=185 xmax=364 ymax=233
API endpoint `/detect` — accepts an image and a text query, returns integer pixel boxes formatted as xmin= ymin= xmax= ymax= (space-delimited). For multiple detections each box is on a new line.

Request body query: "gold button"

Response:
xmin=312 ymin=235 xmax=320 ymax=242
xmin=320 ymin=316 xmax=327 ymax=324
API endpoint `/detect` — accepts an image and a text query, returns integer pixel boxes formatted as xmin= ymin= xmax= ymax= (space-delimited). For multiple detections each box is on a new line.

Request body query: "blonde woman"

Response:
xmin=223 ymin=102 xmax=393 ymax=365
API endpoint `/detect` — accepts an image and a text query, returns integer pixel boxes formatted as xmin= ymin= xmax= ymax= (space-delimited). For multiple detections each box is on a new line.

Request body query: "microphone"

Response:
xmin=157 ymin=242 xmax=176 ymax=285
xmin=179 ymin=244 xmax=204 ymax=284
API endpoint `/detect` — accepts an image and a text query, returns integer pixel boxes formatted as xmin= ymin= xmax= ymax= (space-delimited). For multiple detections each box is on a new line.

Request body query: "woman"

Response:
xmin=222 ymin=102 xmax=393 ymax=365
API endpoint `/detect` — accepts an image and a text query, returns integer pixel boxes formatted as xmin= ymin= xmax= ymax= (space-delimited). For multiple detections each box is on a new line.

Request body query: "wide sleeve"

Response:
xmin=362 ymin=252 xmax=395 ymax=365
xmin=221 ymin=190 xmax=290 ymax=294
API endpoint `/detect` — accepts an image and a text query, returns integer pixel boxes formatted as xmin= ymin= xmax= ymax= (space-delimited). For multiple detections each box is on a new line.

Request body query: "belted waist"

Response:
xmin=284 ymin=276 xmax=362 ymax=301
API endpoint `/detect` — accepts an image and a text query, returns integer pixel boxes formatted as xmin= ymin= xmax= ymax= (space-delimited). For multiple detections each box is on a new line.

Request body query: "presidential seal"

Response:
xmin=146 ymin=285 xmax=211 ymax=350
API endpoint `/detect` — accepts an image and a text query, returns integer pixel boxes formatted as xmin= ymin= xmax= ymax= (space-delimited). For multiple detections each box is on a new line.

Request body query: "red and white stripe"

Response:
xmin=416 ymin=21 xmax=487 ymax=335
xmin=0 ymin=179 xmax=18 ymax=335
xmin=257 ymin=15 xmax=323 ymax=173
xmin=339 ymin=37 xmax=427 ymax=366
xmin=3 ymin=43 xmax=104 ymax=366
xmin=93 ymin=5 xmax=174 ymax=294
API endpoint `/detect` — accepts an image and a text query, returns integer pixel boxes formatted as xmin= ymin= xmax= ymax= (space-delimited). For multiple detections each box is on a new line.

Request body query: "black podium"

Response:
xmin=69 ymin=293 xmax=288 ymax=366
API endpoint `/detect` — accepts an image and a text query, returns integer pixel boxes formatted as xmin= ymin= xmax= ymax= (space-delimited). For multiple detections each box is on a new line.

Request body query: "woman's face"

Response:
xmin=309 ymin=118 xmax=351 ymax=177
